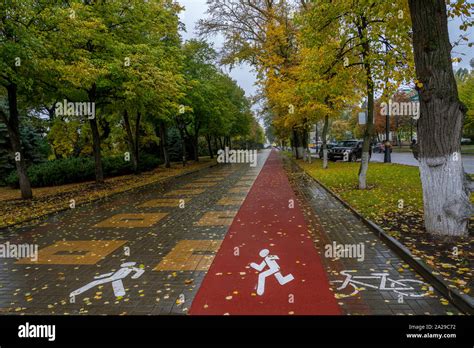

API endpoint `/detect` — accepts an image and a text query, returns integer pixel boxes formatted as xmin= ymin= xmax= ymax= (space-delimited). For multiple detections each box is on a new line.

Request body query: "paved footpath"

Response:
xmin=190 ymin=150 xmax=340 ymax=315
xmin=0 ymin=155 xmax=265 ymax=315
xmin=0 ymin=149 xmax=461 ymax=315
xmin=283 ymin=154 xmax=461 ymax=315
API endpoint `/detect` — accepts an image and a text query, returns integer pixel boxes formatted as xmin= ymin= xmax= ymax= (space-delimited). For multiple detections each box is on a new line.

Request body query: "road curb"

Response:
xmin=292 ymin=158 xmax=474 ymax=315
xmin=1 ymin=160 xmax=219 ymax=230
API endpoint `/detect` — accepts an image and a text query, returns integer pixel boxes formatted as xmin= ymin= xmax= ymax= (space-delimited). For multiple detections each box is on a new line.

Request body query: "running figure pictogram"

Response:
xmin=250 ymin=249 xmax=294 ymax=296
xmin=70 ymin=262 xmax=144 ymax=299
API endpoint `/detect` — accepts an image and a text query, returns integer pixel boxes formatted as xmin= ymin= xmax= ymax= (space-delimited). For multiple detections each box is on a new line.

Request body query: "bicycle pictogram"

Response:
xmin=331 ymin=270 xmax=433 ymax=298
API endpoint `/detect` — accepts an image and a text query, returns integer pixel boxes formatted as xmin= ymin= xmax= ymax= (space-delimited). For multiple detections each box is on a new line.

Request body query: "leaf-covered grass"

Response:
xmin=0 ymin=159 xmax=215 ymax=228
xmin=298 ymin=159 xmax=424 ymax=222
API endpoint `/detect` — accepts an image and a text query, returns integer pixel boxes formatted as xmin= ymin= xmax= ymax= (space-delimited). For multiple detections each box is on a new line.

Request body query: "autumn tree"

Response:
xmin=295 ymin=12 xmax=362 ymax=168
xmin=408 ymin=0 xmax=474 ymax=236
xmin=198 ymin=0 xmax=309 ymax=157
xmin=303 ymin=0 xmax=414 ymax=187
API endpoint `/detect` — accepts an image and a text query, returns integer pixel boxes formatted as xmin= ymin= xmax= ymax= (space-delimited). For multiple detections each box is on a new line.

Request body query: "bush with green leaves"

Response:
xmin=5 ymin=154 xmax=162 ymax=188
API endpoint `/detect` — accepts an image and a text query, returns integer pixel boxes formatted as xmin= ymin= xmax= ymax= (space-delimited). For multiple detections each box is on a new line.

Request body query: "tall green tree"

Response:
xmin=0 ymin=0 xmax=55 ymax=198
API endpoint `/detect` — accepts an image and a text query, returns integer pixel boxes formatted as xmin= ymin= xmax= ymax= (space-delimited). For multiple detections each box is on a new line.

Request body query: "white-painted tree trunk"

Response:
xmin=323 ymin=149 xmax=328 ymax=169
xmin=419 ymin=155 xmax=472 ymax=236
xmin=297 ymin=146 xmax=304 ymax=159
xmin=358 ymin=151 xmax=370 ymax=189
xmin=322 ymin=114 xmax=330 ymax=170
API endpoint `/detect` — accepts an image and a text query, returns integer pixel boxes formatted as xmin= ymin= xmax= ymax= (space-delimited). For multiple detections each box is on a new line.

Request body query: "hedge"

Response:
xmin=5 ymin=154 xmax=162 ymax=188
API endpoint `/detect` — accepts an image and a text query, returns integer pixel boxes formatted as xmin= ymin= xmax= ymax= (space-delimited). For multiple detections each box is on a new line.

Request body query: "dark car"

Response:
xmin=328 ymin=140 xmax=371 ymax=162
xmin=318 ymin=143 xmax=337 ymax=158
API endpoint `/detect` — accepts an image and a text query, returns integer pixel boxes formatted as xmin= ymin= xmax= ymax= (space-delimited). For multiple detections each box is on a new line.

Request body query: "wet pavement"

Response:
xmin=0 ymin=154 xmax=267 ymax=315
xmin=284 ymin=156 xmax=462 ymax=315
xmin=0 ymin=149 xmax=463 ymax=315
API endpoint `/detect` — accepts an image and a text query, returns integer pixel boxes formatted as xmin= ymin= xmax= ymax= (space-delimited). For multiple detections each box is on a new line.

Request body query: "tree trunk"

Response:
xmin=206 ymin=135 xmax=214 ymax=159
xmin=3 ymin=84 xmax=32 ymax=199
xmin=193 ymin=131 xmax=199 ymax=162
xmin=303 ymin=127 xmax=311 ymax=163
xmin=88 ymin=85 xmax=104 ymax=184
xmin=409 ymin=0 xmax=472 ymax=236
xmin=134 ymin=112 xmax=141 ymax=172
xmin=322 ymin=115 xmax=329 ymax=169
xmin=297 ymin=130 xmax=304 ymax=159
xmin=302 ymin=128 xmax=307 ymax=162
xmin=358 ymin=18 xmax=375 ymax=190
xmin=186 ymin=126 xmax=200 ymax=162
xmin=291 ymin=130 xmax=297 ymax=158
xmin=159 ymin=120 xmax=170 ymax=168
xmin=218 ymin=137 xmax=224 ymax=150
xmin=292 ymin=128 xmax=304 ymax=159
xmin=89 ymin=117 xmax=104 ymax=183
xmin=358 ymin=80 xmax=374 ymax=190
xmin=178 ymin=128 xmax=187 ymax=167
xmin=315 ymin=122 xmax=319 ymax=145
xmin=123 ymin=110 xmax=138 ymax=172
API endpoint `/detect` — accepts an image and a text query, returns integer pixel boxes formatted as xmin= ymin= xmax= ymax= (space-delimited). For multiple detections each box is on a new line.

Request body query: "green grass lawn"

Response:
xmin=297 ymin=159 xmax=424 ymax=223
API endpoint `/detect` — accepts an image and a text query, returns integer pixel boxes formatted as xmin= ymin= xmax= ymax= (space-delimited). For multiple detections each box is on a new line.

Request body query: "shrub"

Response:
xmin=5 ymin=154 xmax=162 ymax=188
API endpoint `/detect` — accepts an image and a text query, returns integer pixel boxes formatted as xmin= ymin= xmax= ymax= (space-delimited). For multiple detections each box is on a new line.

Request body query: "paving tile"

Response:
xmin=194 ymin=211 xmax=238 ymax=226
xmin=138 ymin=199 xmax=191 ymax=208
xmin=94 ymin=213 xmax=168 ymax=228
xmin=164 ymin=189 xmax=205 ymax=197
xmin=16 ymin=241 xmax=127 ymax=265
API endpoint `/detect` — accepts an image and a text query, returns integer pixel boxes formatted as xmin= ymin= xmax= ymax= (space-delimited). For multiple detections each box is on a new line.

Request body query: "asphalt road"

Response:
xmin=370 ymin=152 xmax=474 ymax=174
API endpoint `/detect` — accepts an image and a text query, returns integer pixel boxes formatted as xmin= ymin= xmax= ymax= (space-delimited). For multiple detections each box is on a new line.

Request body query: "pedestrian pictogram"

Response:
xmin=70 ymin=262 xmax=144 ymax=300
xmin=250 ymin=249 xmax=294 ymax=296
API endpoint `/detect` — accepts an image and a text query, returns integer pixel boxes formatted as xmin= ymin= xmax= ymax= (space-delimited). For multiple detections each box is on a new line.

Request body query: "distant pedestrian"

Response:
xmin=410 ymin=139 xmax=419 ymax=160
xmin=384 ymin=140 xmax=393 ymax=153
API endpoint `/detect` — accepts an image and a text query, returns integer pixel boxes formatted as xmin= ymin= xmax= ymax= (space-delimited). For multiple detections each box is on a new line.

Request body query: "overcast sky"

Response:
xmin=178 ymin=0 xmax=258 ymax=97
xmin=178 ymin=0 xmax=473 ymax=99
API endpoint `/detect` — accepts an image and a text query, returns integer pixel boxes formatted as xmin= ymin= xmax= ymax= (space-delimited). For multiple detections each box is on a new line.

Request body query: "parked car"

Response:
xmin=318 ymin=143 xmax=337 ymax=158
xmin=328 ymin=140 xmax=371 ymax=162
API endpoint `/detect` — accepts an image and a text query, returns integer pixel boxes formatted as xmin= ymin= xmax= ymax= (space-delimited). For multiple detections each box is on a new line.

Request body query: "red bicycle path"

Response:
xmin=190 ymin=150 xmax=341 ymax=315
